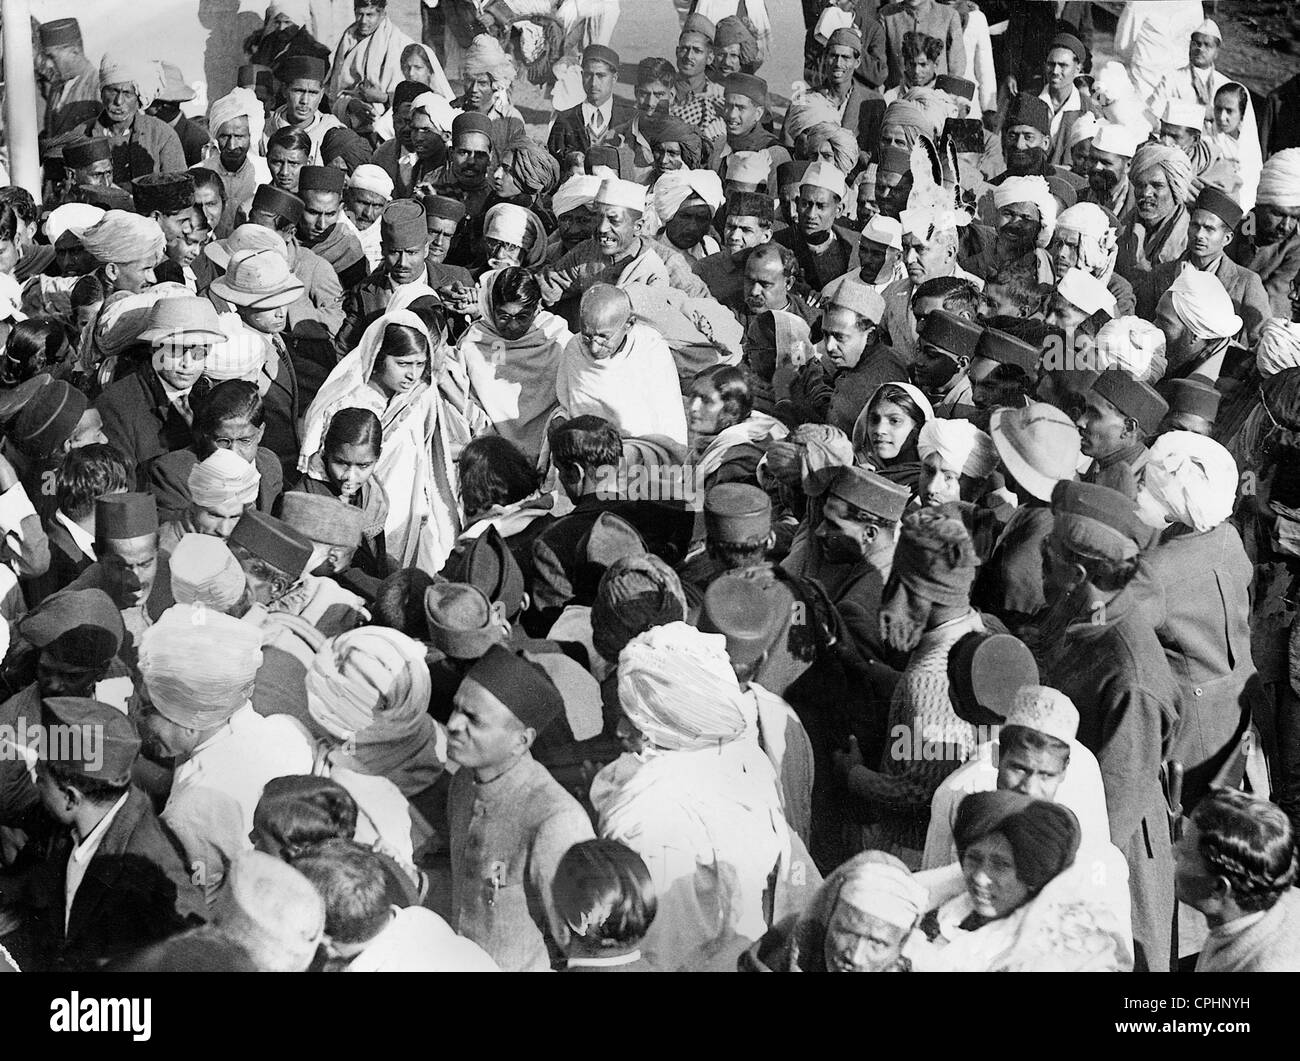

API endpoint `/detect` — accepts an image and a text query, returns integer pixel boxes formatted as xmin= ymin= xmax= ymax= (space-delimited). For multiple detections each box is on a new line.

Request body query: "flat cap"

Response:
xmin=581 ymin=44 xmax=620 ymax=70
xmin=20 ymin=588 xmax=124 ymax=668
xmin=250 ymin=184 xmax=305 ymax=224
xmin=827 ymin=466 xmax=910 ymax=522
xmin=1090 ymin=370 xmax=1169 ymax=435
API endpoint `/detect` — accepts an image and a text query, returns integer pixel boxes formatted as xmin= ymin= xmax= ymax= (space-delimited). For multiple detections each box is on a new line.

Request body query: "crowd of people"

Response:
xmin=0 ymin=0 xmax=1297 ymax=974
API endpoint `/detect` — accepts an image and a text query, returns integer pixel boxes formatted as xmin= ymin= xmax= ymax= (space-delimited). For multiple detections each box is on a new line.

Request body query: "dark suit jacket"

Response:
xmin=546 ymin=98 xmax=638 ymax=162
xmin=840 ymin=83 xmax=886 ymax=172
xmin=27 ymin=787 xmax=207 ymax=971
xmin=95 ymin=363 xmax=194 ymax=485
xmin=173 ymin=115 xmax=210 ymax=167
xmin=23 ymin=517 xmax=93 ymax=609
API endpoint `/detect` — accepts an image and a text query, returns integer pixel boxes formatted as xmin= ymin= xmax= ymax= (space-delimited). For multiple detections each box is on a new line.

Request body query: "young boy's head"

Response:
xmin=291 ymin=838 xmax=393 ymax=961
xmin=901 ymin=32 xmax=943 ymax=89
xmin=553 ymin=839 xmax=657 ymax=952
xmin=1213 ymin=82 xmax=1248 ymax=137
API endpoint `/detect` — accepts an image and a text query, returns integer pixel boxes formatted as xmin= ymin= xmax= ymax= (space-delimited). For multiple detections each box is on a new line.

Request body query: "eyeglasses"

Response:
xmin=213 ymin=435 xmax=260 ymax=449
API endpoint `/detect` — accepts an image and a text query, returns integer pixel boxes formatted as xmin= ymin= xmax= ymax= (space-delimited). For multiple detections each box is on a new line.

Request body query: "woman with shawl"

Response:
xmin=299 ymin=307 xmax=469 ymax=574
xmin=455 ymin=266 xmax=571 ymax=463
xmin=1049 ymin=202 xmax=1136 ymax=317
xmin=851 ymin=381 xmax=934 ymax=496
xmin=688 ymin=363 xmax=787 ymax=493
xmin=909 ymin=790 xmax=1134 ymax=971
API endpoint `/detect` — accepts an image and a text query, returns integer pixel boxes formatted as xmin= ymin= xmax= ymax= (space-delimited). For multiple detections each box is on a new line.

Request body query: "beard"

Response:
xmin=1005 ymin=145 xmax=1048 ymax=175
xmin=1088 ymin=168 xmax=1120 ymax=200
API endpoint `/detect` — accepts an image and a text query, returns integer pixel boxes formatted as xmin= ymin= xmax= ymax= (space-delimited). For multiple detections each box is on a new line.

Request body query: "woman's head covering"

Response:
xmin=188 ymin=448 xmax=260 ymax=509
xmin=1093 ymin=316 xmax=1167 ymax=383
xmin=1257 ymin=319 xmax=1300 ymax=379
xmin=993 ymin=176 xmax=1057 ymax=248
xmin=851 ymin=381 xmax=934 ymax=485
xmin=590 ymin=555 xmax=687 ymax=663
xmin=617 ymin=621 xmax=749 ymax=752
xmin=1053 ymin=202 xmax=1119 ymax=280
xmin=461 ymin=32 xmax=516 ymax=88
xmin=802 ymin=123 xmax=858 ymax=176
xmin=953 ymin=790 xmax=1081 ymax=894
xmin=99 ymin=53 xmax=166 ymax=109
xmin=139 ymin=604 xmax=264 ymax=728
xmin=1129 ymin=142 xmax=1196 ymax=207
xmin=1136 ymin=431 xmax=1238 ymax=532
xmin=917 ymin=418 xmax=997 ymax=480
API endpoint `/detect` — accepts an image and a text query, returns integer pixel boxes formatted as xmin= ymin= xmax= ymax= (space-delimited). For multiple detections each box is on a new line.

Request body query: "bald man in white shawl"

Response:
xmin=589 ymin=621 xmax=792 ymax=971
xmin=555 ymin=284 xmax=689 ymax=447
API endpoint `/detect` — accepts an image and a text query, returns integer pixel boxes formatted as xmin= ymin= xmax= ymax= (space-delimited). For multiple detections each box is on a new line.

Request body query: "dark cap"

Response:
xmin=935 ymin=74 xmax=976 ymax=100
xmin=229 ymin=510 xmax=312 ymax=579
xmin=74 ymin=185 xmax=134 ymax=211
xmin=39 ymin=697 xmax=140 ymax=785
xmin=921 ymin=310 xmax=983 ymax=361
xmin=20 ymin=588 xmax=125 ymax=668
xmin=1163 ymin=377 xmax=1221 ymax=422
xmin=704 ymin=483 xmax=772 ymax=542
xmin=1050 ymin=479 xmax=1155 ymax=551
xmin=575 ymin=512 xmax=647 ymax=602
xmin=1193 ymin=184 xmax=1243 ymax=232
xmin=63 ymin=136 xmax=113 ymax=169
xmin=423 ymin=194 xmax=466 ymax=224
xmin=1046 ymin=174 xmax=1078 ymax=210
xmin=237 ymin=63 xmax=274 ymax=90
xmin=278 ymin=55 xmax=328 ymax=85
xmin=975 ymin=327 xmax=1040 ymax=375
xmin=700 ymin=569 xmax=792 ymax=666
xmin=451 ymin=111 xmax=494 ymax=142
xmin=827 ymin=466 xmax=910 ymax=522
xmin=381 ymin=198 xmax=428 ymax=248
xmin=297 ymin=165 xmax=346 ymax=197
xmin=96 ymin=493 xmax=158 ymax=540
xmin=463 ymin=643 xmax=564 ymax=733
xmin=826 ymin=27 xmax=864 ymax=54
xmin=946 ymin=629 xmax=1040 ymax=727
xmin=393 ymin=79 xmax=427 ymax=111
xmin=250 ymin=184 xmax=305 ymax=224
xmin=584 ymin=145 xmax=624 ymax=176
xmin=1090 ymin=370 xmax=1169 ymax=434
xmin=1049 ymin=32 xmax=1087 ymax=64
xmin=424 ymin=582 xmax=498 ymax=660
xmin=40 ymin=17 xmax=83 ymax=49
xmin=724 ymin=73 xmax=768 ymax=107
xmin=680 ymin=12 xmax=716 ymax=40
xmin=1005 ymin=93 xmax=1051 ymax=136
xmin=10 ymin=379 xmax=88 ymax=459
xmin=133 ymin=172 xmax=196 ymax=217
xmin=776 ymin=159 xmax=810 ymax=190
xmin=726 ymin=190 xmax=773 ymax=222
xmin=581 ymin=44 xmax=620 ymax=71
xmin=439 ymin=526 xmax=525 ymax=620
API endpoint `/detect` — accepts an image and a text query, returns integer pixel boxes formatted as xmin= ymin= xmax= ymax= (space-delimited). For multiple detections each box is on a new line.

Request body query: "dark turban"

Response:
xmin=507 ymin=136 xmax=561 ymax=197
xmin=321 ymin=127 xmax=372 ymax=171
xmin=953 ymin=790 xmax=1081 ymax=894
xmin=590 ymin=554 xmax=687 ymax=663
xmin=646 ymin=116 xmax=704 ymax=169
xmin=714 ymin=15 xmax=759 ymax=69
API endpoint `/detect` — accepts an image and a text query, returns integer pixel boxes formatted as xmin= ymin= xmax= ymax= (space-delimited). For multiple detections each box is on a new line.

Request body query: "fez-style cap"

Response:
xmin=946 ymin=629 xmax=1039 ymax=728
xmin=1163 ymin=377 xmax=1221 ymax=421
xmin=463 ymin=643 xmax=564 ymax=733
xmin=451 ymin=111 xmax=494 ymax=141
xmin=424 ymin=194 xmax=467 ymax=224
xmin=39 ymin=697 xmax=139 ymax=785
xmin=40 ymin=17 xmax=82 ymax=49
xmin=776 ymin=159 xmax=810 ymax=190
xmin=827 ymin=466 xmax=910 ymax=522
xmin=1193 ymin=184 xmax=1243 ymax=232
xmin=680 ymin=12 xmax=716 ymax=40
xmin=20 ymin=588 xmax=125 ymax=668
xmin=700 ymin=569 xmax=790 ymax=666
xmin=935 ymin=74 xmax=976 ymax=100
xmin=1049 ymin=32 xmax=1087 ymax=63
xmin=582 ymin=44 xmax=620 ymax=70
xmin=10 ymin=379 xmax=88 ymax=459
xmin=297 ymin=165 xmax=346 ymax=197
xmin=441 ymin=526 xmax=525 ymax=618
xmin=133 ymin=172 xmax=196 ymax=217
xmin=229 ymin=510 xmax=312 ymax=579
xmin=279 ymin=491 xmax=365 ymax=547
xmin=424 ymin=582 xmax=498 ymax=660
xmin=1005 ymin=93 xmax=1051 ymax=136
xmin=975 ymin=327 xmax=1039 ymax=375
xmin=97 ymin=492 xmax=158 ymax=540
xmin=875 ymin=145 xmax=912 ymax=176
xmin=704 ymin=483 xmax=772 ymax=542
xmin=279 ymin=54 xmax=328 ymax=84
xmin=63 ymin=137 xmax=113 ymax=169
xmin=381 ymin=199 xmax=428 ymax=248
xmin=250 ymin=184 xmax=304 ymax=224
xmin=726 ymin=190 xmax=773 ymax=222
xmin=724 ymin=73 xmax=768 ymax=106
xmin=920 ymin=310 xmax=982 ymax=361
xmin=1051 ymin=479 xmax=1155 ymax=552
xmin=1090 ymin=370 xmax=1169 ymax=435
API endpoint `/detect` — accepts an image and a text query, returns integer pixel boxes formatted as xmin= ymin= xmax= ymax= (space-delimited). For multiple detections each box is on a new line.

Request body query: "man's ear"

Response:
xmin=1122 ymin=415 xmax=1141 ymax=441
xmin=103 ymin=262 xmax=120 ymax=284
xmin=519 ymin=724 xmax=538 ymax=753
xmin=1222 ymin=228 xmax=1234 ymax=249
xmin=956 ymin=354 xmax=971 ymax=370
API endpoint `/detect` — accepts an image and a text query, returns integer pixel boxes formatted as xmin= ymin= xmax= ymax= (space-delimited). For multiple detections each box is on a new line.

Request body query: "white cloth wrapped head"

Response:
xmin=44 ymin=204 xmax=104 ymax=247
xmin=1093 ymin=316 xmax=1167 ymax=382
xmin=836 ymin=853 xmax=926 ymax=930
xmin=306 ymin=626 xmax=434 ymax=746
xmin=992 ymin=175 xmax=1057 ymax=248
xmin=411 ymin=92 xmax=460 ymax=136
xmin=651 ymin=168 xmax=725 ymax=228
xmin=1136 ymin=431 xmax=1239 ymax=533
xmin=461 ymin=32 xmax=516 ymax=88
xmin=552 ymin=173 xmax=600 ymax=217
xmin=617 ymin=621 xmax=750 ymax=752
xmin=139 ymin=604 xmax=264 ymax=728
xmin=204 ymin=313 xmax=269 ymax=382
xmin=76 ymin=210 xmax=166 ymax=267
xmin=347 ymin=164 xmax=394 ymax=200
xmin=725 ymin=151 xmax=769 ymax=185
xmin=1257 ymin=318 xmax=1300 ymax=379
xmin=1056 ymin=267 xmax=1116 ymax=317
xmin=1065 ymin=111 xmax=1100 ymax=151
xmin=99 ymin=53 xmax=166 ymax=109
xmin=917 ymin=418 xmax=998 ymax=480
xmin=169 ymin=533 xmax=248 ymax=611
xmin=1168 ymin=267 xmax=1242 ymax=340
xmin=1053 ymin=202 xmax=1119 ymax=279
xmin=1256 ymin=149 xmax=1300 ymax=210
xmin=208 ymin=87 xmax=266 ymax=150
xmin=188 ymin=448 xmax=260 ymax=509
xmin=267 ymin=0 xmax=311 ymax=26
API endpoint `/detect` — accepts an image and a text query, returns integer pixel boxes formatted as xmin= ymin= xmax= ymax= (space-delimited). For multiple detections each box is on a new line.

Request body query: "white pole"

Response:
xmin=2 ymin=0 xmax=41 ymax=204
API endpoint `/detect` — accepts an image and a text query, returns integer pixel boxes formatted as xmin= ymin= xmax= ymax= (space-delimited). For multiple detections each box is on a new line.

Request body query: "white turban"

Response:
xmin=170 ymin=533 xmax=247 ymax=612
xmin=139 ymin=604 xmax=264 ymax=728
xmin=267 ymin=0 xmax=311 ymax=25
xmin=348 ymin=164 xmax=394 ymax=199
xmin=651 ymin=168 xmax=725 ymax=229
xmin=1056 ymin=267 xmax=1117 ymax=317
xmin=1257 ymin=318 xmax=1300 ymax=379
xmin=461 ymin=33 xmax=516 ymax=87
xmin=993 ymin=176 xmax=1057 ymax=248
xmin=836 ymin=853 xmax=926 ymax=930
xmin=618 ymin=621 xmax=750 ymax=752
xmin=411 ymin=92 xmax=459 ymax=136
xmin=99 ymin=53 xmax=167 ymax=109
xmin=1094 ymin=316 xmax=1167 ymax=382
xmin=44 ymin=204 xmax=104 ymax=247
xmin=1256 ymin=149 xmax=1300 ymax=210
xmin=1168 ymin=267 xmax=1242 ymax=340
xmin=1065 ymin=111 xmax=1099 ymax=150
xmin=1092 ymin=61 xmax=1137 ymax=106
xmin=916 ymin=418 xmax=997 ymax=480
xmin=76 ymin=210 xmax=166 ymax=266
xmin=187 ymin=448 xmax=260 ymax=509
xmin=1053 ymin=202 xmax=1119 ymax=279
xmin=208 ymin=87 xmax=266 ymax=150
xmin=205 ymin=313 xmax=269 ymax=382
xmin=1136 ymin=431 xmax=1238 ymax=533
xmin=552 ymin=173 xmax=600 ymax=217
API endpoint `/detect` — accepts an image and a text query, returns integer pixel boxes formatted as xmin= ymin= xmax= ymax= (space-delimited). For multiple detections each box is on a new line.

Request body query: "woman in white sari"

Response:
xmin=299 ymin=306 xmax=479 ymax=574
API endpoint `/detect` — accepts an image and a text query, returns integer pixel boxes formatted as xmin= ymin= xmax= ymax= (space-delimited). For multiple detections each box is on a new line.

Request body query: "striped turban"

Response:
xmin=139 ymin=604 xmax=263 ymax=728
xmin=188 ymin=449 xmax=260 ymax=510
